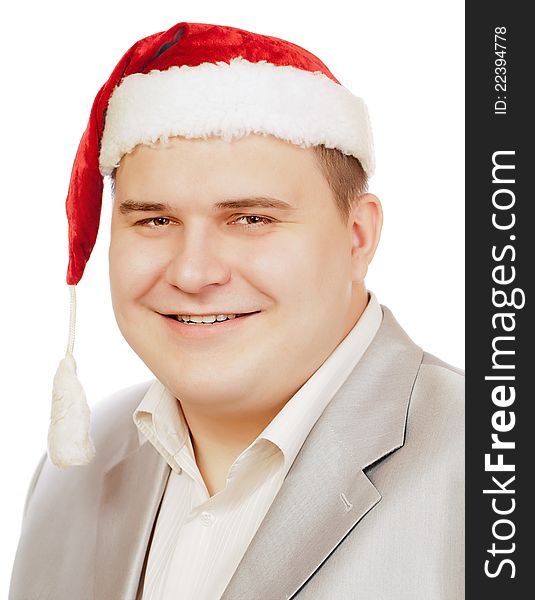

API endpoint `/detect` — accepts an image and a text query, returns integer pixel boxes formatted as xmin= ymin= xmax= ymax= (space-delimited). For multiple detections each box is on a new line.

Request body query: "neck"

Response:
xmin=180 ymin=400 xmax=284 ymax=496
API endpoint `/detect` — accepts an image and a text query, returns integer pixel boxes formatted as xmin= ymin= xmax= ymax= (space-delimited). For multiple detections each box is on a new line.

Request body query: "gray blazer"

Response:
xmin=9 ymin=307 xmax=464 ymax=599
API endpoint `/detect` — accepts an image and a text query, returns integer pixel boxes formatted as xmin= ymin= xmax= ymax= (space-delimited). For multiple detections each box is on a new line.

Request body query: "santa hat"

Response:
xmin=48 ymin=21 xmax=375 ymax=468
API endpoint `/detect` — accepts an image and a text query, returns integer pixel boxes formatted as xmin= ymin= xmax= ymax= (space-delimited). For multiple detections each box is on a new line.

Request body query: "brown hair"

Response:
xmin=109 ymin=144 xmax=368 ymax=220
xmin=311 ymin=145 xmax=368 ymax=220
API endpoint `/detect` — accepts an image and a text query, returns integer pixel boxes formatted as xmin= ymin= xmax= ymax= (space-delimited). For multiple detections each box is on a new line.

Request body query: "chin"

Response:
xmin=164 ymin=375 xmax=247 ymax=406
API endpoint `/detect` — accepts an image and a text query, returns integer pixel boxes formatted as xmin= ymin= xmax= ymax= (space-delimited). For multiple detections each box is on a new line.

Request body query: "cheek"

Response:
xmin=242 ymin=231 xmax=351 ymax=311
xmin=109 ymin=237 xmax=164 ymax=304
xmin=239 ymin=238 xmax=308 ymax=305
xmin=315 ymin=235 xmax=353 ymax=292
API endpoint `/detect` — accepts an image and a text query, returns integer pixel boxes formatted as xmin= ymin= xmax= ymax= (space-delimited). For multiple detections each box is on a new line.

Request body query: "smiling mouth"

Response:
xmin=164 ymin=311 xmax=260 ymax=325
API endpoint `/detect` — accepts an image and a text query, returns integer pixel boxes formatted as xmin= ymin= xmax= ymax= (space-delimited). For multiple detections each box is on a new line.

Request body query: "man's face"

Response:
xmin=109 ymin=134 xmax=368 ymax=416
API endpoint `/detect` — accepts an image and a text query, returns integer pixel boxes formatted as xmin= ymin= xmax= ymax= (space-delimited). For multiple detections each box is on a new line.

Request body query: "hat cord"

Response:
xmin=67 ymin=284 xmax=77 ymax=356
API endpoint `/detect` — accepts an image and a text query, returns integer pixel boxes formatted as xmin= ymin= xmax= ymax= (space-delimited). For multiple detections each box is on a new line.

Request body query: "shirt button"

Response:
xmin=200 ymin=511 xmax=215 ymax=526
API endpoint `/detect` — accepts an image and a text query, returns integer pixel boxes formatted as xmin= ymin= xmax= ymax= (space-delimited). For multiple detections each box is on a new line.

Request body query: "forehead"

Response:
xmin=113 ymin=134 xmax=331 ymax=209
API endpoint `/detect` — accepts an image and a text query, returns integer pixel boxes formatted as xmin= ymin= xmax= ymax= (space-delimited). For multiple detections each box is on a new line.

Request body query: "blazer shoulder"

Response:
xmin=421 ymin=351 xmax=464 ymax=378
xmin=409 ymin=351 xmax=464 ymax=449
xmin=11 ymin=381 xmax=156 ymax=600
xmin=413 ymin=351 xmax=464 ymax=413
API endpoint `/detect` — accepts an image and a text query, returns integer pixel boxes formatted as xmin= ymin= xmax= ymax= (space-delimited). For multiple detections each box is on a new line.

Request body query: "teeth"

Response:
xmin=176 ymin=313 xmax=240 ymax=324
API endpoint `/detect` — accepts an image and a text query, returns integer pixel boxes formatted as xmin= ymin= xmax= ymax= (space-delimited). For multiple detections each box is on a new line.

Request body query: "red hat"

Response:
xmin=49 ymin=21 xmax=375 ymax=468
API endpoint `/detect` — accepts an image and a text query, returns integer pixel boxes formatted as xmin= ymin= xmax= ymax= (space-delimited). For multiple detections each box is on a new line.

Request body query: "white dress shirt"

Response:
xmin=134 ymin=292 xmax=382 ymax=600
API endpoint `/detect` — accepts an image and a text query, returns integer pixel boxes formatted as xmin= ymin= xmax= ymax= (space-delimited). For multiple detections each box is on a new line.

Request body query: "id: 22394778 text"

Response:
xmin=494 ymin=27 xmax=507 ymax=115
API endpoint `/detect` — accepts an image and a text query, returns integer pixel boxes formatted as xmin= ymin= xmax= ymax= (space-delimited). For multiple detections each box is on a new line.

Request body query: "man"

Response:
xmin=10 ymin=21 xmax=464 ymax=600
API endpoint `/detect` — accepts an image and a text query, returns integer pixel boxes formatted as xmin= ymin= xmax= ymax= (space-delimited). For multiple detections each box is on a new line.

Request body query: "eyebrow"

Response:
xmin=117 ymin=197 xmax=295 ymax=215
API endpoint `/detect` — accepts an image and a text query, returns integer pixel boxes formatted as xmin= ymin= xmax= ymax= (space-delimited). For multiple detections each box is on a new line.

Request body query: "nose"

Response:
xmin=164 ymin=225 xmax=231 ymax=293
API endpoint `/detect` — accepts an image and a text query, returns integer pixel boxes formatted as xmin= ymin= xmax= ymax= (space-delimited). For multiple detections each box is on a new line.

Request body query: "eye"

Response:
xmin=136 ymin=217 xmax=174 ymax=227
xmin=231 ymin=215 xmax=275 ymax=228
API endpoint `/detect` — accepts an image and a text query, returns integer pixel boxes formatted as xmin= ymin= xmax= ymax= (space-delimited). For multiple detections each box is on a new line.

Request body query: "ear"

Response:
xmin=348 ymin=193 xmax=383 ymax=283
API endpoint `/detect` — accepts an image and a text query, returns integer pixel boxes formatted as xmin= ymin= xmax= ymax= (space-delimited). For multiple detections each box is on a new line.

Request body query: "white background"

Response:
xmin=0 ymin=0 xmax=464 ymax=593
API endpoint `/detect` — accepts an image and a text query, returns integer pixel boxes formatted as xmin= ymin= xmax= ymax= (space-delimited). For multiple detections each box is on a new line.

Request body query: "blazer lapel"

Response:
xmin=94 ymin=441 xmax=171 ymax=600
xmin=221 ymin=306 xmax=424 ymax=600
